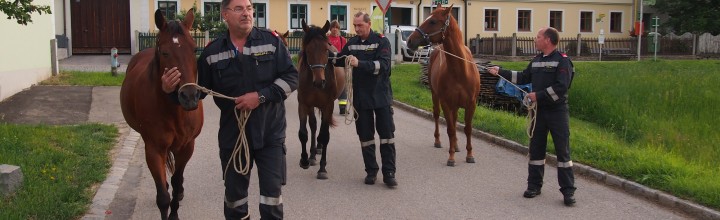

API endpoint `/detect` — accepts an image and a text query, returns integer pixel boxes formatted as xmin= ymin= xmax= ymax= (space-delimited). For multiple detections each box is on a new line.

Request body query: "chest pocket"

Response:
xmin=253 ymin=54 xmax=276 ymax=84
xmin=214 ymin=59 xmax=243 ymax=93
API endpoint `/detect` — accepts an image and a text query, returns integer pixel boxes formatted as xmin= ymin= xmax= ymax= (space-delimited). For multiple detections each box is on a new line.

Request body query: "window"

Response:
xmin=290 ymin=4 xmax=307 ymax=29
xmin=485 ymin=9 xmax=498 ymax=31
xmin=254 ymin=3 xmax=266 ymax=28
xmin=330 ymin=5 xmax=347 ymax=30
xmin=517 ymin=10 xmax=531 ymax=32
xmin=550 ymin=11 xmax=563 ymax=32
xmin=158 ymin=1 xmax=177 ymax=20
xmin=204 ymin=2 xmax=221 ymax=22
xmin=610 ymin=12 xmax=622 ymax=33
xmin=580 ymin=11 xmax=593 ymax=32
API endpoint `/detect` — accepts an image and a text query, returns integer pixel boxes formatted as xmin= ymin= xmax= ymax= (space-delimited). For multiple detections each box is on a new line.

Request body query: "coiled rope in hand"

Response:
xmin=432 ymin=45 xmax=538 ymax=138
xmin=179 ymin=83 xmax=252 ymax=179
xmin=330 ymin=54 xmax=358 ymax=125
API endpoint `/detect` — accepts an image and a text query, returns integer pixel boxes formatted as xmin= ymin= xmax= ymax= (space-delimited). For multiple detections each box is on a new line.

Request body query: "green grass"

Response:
xmin=391 ymin=60 xmax=720 ymax=210
xmin=40 ymin=71 xmax=124 ymax=86
xmin=0 ymin=123 xmax=118 ymax=219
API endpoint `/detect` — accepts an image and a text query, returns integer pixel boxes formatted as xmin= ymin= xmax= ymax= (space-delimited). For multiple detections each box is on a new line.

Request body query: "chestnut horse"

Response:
xmin=407 ymin=5 xmax=481 ymax=166
xmin=120 ymin=9 xmax=203 ymax=219
xmin=297 ymin=20 xmax=345 ymax=179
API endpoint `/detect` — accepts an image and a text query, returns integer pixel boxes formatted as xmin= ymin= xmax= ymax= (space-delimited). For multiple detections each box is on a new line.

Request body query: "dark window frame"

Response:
xmin=253 ymin=3 xmax=267 ymax=28
xmin=580 ymin=11 xmax=593 ymax=32
xmin=549 ymin=10 xmax=563 ymax=32
xmin=610 ymin=12 xmax=622 ymax=33
xmin=330 ymin=5 xmax=348 ymax=30
xmin=517 ymin=10 xmax=531 ymax=32
xmin=158 ymin=1 xmax=177 ymax=21
xmin=290 ymin=4 xmax=307 ymax=29
xmin=485 ymin=9 xmax=498 ymax=31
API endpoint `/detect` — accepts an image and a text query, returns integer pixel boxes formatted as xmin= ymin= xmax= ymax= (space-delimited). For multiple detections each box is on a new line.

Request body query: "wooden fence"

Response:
xmin=469 ymin=33 xmax=706 ymax=57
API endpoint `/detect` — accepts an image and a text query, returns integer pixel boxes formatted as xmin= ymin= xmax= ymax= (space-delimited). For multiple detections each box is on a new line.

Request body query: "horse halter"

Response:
xmin=414 ymin=14 xmax=451 ymax=45
xmin=304 ymin=43 xmax=335 ymax=70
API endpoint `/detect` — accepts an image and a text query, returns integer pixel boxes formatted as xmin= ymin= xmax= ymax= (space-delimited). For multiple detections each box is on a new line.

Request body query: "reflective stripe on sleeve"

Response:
xmin=274 ymin=78 xmax=292 ymax=96
xmin=225 ymin=196 xmax=248 ymax=208
xmin=511 ymin=71 xmax=518 ymax=83
xmin=361 ymin=140 xmax=375 ymax=147
xmin=529 ymin=159 xmax=546 ymax=166
xmin=259 ymin=195 xmax=283 ymax=206
xmin=557 ymin=161 xmax=574 ymax=168
xmin=373 ymin=61 xmax=380 ymax=75
xmin=546 ymin=87 xmax=559 ymax=101
xmin=242 ymin=44 xmax=277 ymax=56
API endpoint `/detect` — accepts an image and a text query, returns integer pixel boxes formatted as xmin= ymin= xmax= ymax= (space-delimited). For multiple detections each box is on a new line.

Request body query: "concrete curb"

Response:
xmin=392 ymin=100 xmax=720 ymax=220
xmin=83 ymin=125 xmax=140 ymax=220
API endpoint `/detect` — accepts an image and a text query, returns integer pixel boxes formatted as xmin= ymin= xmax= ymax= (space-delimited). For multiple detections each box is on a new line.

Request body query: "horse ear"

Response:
xmin=442 ymin=4 xmax=454 ymax=16
xmin=283 ymin=31 xmax=290 ymax=38
xmin=154 ymin=9 xmax=166 ymax=30
xmin=322 ymin=20 xmax=330 ymax=34
xmin=183 ymin=8 xmax=195 ymax=30
xmin=302 ymin=19 xmax=309 ymax=32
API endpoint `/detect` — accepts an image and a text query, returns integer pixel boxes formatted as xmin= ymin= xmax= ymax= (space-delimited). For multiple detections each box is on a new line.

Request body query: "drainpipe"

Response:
xmin=416 ymin=0 xmax=422 ymax=26
xmin=464 ymin=0 xmax=468 ymax=45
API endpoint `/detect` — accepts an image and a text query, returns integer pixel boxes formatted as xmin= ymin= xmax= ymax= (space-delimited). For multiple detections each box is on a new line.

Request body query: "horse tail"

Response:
xmin=165 ymin=151 xmax=176 ymax=176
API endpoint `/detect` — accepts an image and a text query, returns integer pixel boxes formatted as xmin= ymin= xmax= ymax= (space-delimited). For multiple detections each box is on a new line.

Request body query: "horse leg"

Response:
xmin=308 ymin=111 xmax=319 ymax=166
xmin=299 ymin=105 xmax=310 ymax=169
xmin=431 ymin=92 xmax=442 ymax=148
xmin=168 ymin=142 xmax=195 ymax=220
xmin=145 ymin=145 xmax=171 ymax=220
xmin=464 ymin=105 xmax=476 ymax=163
xmin=316 ymin=114 xmax=331 ymax=180
xmin=443 ymin=106 xmax=459 ymax=166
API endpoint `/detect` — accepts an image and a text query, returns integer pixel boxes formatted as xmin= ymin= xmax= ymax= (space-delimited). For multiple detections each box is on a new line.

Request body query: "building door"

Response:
xmin=71 ymin=0 xmax=130 ymax=54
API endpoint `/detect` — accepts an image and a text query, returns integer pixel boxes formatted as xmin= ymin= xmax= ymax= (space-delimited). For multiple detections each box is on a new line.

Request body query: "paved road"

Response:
xmin=106 ymin=92 xmax=688 ymax=220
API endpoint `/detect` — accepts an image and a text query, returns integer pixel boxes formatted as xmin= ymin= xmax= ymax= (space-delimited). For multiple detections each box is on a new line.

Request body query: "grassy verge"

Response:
xmin=391 ymin=60 xmax=720 ymax=210
xmin=40 ymin=71 xmax=124 ymax=86
xmin=0 ymin=124 xmax=118 ymax=219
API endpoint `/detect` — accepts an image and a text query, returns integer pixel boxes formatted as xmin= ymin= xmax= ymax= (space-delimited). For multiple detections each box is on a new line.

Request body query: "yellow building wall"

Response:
xmin=0 ymin=0 xmax=55 ymax=101
xmin=467 ymin=1 xmax=632 ymax=38
xmin=143 ymin=0 xmax=631 ymax=39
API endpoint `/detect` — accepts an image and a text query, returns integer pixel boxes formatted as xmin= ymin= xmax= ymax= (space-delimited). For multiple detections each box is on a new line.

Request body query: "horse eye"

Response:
xmin=162 ymin=52 xmax=169 ymax=57
xmin=429 ymin=20 xmax=437 ymax=25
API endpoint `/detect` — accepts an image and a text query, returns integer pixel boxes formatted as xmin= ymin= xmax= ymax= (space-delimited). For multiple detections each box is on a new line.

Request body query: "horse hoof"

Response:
xmin=466 ymin=157 xmax=476 ymax=163
xmin=169 ymin=212 xmax=179 ymax=220
xmin=309 ymin=158 xmax=317 ymax=166
xmin=447 ymin=160 xmax=456 ymax=166
xmin=175 ymin=192 xmax=184 ymax=201
xmin=317 ymin=172 xmax=328 ymax=179
xmin=299 ymin=160 xmax=309 ymax=169
xmin=434 ymin=143 xmax=442 ymax=148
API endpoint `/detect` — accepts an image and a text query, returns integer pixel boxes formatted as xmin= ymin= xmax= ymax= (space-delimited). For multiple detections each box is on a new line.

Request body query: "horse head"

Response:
xmin=301 ymin=20 xmax=332 ymax=89
xmin=407 ymin=4 xmax=454 ymax=49
xmin=154 ymin=8 xmax=199 ymax=110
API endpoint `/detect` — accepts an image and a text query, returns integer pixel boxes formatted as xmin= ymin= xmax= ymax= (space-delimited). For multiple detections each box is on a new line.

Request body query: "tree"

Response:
xmin=0 ymin=0 xmax=52 ymax=25
xmin=652 ymin=0 xmax=720 ymax=35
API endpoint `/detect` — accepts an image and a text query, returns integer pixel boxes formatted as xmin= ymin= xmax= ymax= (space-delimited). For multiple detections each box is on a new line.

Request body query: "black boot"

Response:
xmin=361 ymin=144 xmax=378 ymax=184
xmin=563 ymin=192 xmax=576 ymax=206
xmin=338 ymin=100 xmax=347 ymax=115
xmin=523 ymin=188 xmax=541 ymax=198
xmin=380 ymin=143 xmax=397 ymax=187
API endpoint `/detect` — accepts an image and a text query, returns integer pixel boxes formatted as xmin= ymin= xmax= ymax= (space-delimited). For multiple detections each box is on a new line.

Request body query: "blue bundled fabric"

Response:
xmin=496 ymin=79 xmax=532 ymax=102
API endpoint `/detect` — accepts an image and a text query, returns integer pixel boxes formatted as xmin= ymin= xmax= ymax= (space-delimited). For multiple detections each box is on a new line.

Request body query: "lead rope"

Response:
xmin=330 ymin=54 xmax=358 ymax=125
xmin=431 ymin=45 xmax=538 ymax=138
xmin=179 ymin=83 xmax=252 ymax=178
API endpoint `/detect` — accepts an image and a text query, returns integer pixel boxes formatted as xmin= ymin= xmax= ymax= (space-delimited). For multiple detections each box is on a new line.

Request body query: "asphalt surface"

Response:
xmin=0 ymin=55 xmax=706 ymax=219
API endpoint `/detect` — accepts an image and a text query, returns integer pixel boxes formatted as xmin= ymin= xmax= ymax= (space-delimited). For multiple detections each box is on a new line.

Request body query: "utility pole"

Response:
xmin=637 ymin=0 xmax=643 ymax=61
xmin=652 ymin=16 xmax=660 ymax=61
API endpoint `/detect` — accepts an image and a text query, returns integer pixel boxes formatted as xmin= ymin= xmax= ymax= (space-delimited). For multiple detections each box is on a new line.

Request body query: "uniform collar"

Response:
xmin=221 ymin=27 xmax=263 ymax=48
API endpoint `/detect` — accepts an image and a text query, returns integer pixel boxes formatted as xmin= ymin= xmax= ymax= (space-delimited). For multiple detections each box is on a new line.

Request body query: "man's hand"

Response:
xmin=349 ymin=56 xmax=359 ymax=67
xmin=161 ymin=67 xmax=181 ymax=93
xmin=487 ymin=66 xmax=500 ymax=76
xmin=234 ymin=91 xmax=261 ymax=111
xmin=527 ymin=92 xmax=537 ymax=102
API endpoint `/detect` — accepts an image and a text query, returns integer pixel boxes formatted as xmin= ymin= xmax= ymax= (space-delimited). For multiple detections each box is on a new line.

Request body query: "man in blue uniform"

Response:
xmin=161 ymin=0 xmax=297 ymax=218
xmin=337 ymin=11 xmax=397 ymax=187
xmin=488 ymin=27 xmax=577 ymax=206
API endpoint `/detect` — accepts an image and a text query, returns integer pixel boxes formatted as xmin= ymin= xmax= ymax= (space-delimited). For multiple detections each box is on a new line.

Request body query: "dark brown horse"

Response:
xmin=407 ymin=5 xmax=481 ymax=166
xmin=120 ymin=9 xmax=203 ymax=220
xmin=297 ymin=20 xmax=345 ymax=179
